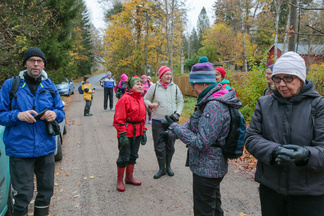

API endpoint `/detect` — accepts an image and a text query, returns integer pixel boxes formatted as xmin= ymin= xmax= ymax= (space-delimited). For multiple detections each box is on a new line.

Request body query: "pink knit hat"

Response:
xmin=141 ymin=75 xmax=147 ymax=78
xmin=158 ymin=66 xmax=171 ymax=79
xmin=121 ymin=73 xmax=128 ymax=81
xmin=215 ymin=67 xmax=226 ymax=78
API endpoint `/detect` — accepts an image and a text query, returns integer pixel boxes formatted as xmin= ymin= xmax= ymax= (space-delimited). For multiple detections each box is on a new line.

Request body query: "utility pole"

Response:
xmin=288 ymin=0 xmax=298 ymax=52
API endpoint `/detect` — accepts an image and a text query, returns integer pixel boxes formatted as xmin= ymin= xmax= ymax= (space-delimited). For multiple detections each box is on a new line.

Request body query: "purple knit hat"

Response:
xmin=189 ymin=62 xmax=216 ymax=84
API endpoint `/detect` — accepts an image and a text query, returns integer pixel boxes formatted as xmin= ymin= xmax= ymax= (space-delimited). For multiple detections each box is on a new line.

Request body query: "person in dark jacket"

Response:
xmin=113 ymin=77 xmax=147 ymax=192
xmin=245 ymin=51 xmax=324 ymax=216
xmin=263 ymin=64 xmax=274 ymax=96
xmin=158 ymin=62 xmax=242 ymax=215
xmin=0 ymin=47 xmax=65 ymax=216
xmin=99 ymin=71 xmax=116 ymax=111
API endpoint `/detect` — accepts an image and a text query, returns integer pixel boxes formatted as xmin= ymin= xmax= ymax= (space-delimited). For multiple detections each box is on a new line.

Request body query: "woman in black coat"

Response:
xmin=245 ymin=51 xmax=324 ymax=216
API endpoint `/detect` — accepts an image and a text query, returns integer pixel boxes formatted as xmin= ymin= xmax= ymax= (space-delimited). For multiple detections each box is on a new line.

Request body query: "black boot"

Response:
xmin=84 ymin=107 xmax=92 ymax=116
xmin=166 ymin=155 xmax=174 ymax=176
xmin=34 ymin=206 xmax=49 ymax=216
xmin=154 ymin=158 xmax=166 ymax=179
xmin=13 ymin=209 xmax=28 ymax=216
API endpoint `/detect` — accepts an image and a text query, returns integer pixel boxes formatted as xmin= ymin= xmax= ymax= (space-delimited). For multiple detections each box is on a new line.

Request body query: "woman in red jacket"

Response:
xmin=113 ymin=77 xmax=147 ymax=192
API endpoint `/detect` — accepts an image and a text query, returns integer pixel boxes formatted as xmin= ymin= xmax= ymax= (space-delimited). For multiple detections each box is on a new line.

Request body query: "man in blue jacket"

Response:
xmin=0 ymin=47 xmax=65 ymax=216
xmin=99 ymin=71 xmax=116 ymax=111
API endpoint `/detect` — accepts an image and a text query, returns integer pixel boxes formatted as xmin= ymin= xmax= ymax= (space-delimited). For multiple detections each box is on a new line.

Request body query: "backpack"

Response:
xmin=78 ymin=85 xmax=83 ymax=94
xmin=9 ymin=76 xmax=21 ymax=109
xmin=221 ymin=106 xmax=246 ymax=159
xmin=208 ymin=102 xmax=246 ymax=159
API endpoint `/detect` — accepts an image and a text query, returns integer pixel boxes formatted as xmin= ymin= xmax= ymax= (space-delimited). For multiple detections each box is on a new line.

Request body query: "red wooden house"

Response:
xmin=267 ymin=43 xmax=324 ymax=66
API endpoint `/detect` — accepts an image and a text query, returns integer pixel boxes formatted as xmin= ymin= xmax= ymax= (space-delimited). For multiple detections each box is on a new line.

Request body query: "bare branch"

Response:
xmin=285 ymin=0 xmax=324 ymax=10
xmin=306 ymin=25 xmax=324 ymax=34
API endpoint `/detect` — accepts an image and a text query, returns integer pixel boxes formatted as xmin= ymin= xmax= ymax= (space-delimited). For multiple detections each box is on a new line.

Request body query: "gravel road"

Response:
xmin=50 ymin=74 xmax=261 ymax=216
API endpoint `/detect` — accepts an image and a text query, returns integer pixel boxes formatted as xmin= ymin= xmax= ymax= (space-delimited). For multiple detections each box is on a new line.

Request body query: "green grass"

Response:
xmin=179 ymin=95 xmax=197 ymax=124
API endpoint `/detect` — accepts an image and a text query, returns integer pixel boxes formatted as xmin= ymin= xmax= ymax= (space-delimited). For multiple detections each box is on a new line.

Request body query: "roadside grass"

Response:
xmin=179 ymin=95 xmax=197 ymax=124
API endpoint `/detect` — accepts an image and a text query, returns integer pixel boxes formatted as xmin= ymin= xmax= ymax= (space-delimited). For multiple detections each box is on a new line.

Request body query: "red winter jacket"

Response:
xmin=113 ymin=90 xmax=147 ymax=138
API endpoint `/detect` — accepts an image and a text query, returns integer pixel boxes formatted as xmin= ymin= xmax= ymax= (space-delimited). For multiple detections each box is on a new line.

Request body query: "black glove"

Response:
xmin=141 ymin=130 xmax=147 ymax=145
xmin=169 ymin=112 xmax=180 ymax=122
xmin=161 ymin=115 xmax=175 ymax=129
xmin=119 ymin=132 xmax=129 ymax=147
xmin=284 ymin=144 xmax=310 ymax=163
xmin=272 ymin=146 xmax=295 ymax=165
xmin=157 ymin=131 xmax=169 ymax=144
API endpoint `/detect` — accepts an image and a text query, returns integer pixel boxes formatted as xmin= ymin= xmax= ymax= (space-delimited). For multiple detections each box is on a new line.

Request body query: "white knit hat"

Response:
xmin=272 ymin=51 xmax=306 ymax=83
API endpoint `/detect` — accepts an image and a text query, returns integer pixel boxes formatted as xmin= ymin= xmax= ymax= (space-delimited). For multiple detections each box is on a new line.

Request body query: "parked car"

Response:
xmin=0 ymin=125 xmax=14 ymax=216
xmin=55 ymin=116 xmax=67 ymax=162
xmin=55 ymin=78 xmax=74 ymax=96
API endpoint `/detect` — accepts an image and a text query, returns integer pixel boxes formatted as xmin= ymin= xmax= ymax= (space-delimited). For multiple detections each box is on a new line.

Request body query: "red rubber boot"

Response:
xmin=117 ymin=167 xmax=125 ymax=192
xmin=125 ymin=164 xmax=141 ymax=185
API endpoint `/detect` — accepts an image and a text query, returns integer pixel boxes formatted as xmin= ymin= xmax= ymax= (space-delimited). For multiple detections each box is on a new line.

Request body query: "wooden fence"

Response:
xmin=173 ymin=72 xmax=250 ymax=97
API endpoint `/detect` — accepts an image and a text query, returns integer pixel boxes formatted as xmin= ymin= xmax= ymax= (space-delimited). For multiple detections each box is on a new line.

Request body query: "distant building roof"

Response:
xmin=269 ymin=43 xmax=324 ymax=55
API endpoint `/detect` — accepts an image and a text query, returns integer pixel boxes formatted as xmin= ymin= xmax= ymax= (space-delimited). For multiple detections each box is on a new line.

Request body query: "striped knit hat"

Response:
xmin=189 ymin=62 xmax=216 ymax=84
xmin=158 ymin=66 xmax=171 ymax=79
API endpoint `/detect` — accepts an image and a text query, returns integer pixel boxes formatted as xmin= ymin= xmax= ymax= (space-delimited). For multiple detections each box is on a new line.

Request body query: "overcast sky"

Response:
xmin=85 ymin=0 xmax=215 ymax=32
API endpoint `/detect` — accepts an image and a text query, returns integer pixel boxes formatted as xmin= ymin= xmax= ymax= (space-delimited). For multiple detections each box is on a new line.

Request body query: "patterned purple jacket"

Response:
xmin=168 ymin=84 xmax=242 ymax=178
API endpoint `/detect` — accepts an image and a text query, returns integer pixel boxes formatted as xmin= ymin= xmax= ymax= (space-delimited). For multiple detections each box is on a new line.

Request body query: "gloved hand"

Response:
xmin=169 ymin=112 xmax=180 ymax=122
xmin=272 ymin=146 xmax=295 ymax=165
xmin=161 ymin=115 xmax=175 ymax=129
xmin=119 ymin=132 xmax=129 ymax=147
xmin=283 ymin=144 xmax=310 ymax=163
xmin=157 ymin=131 xmax=169 ymax=144
xmin=141 ymin=130 xmax=147 ymax=145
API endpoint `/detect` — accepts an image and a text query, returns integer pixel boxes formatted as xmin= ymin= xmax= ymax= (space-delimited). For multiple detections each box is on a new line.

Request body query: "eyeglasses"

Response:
xmin=190 ymin=83 xmax=195 ymax=88
xmin=27 ymin=58 xmax=44 ymax=64
xmin=272 ymin=75 xmax=297 ymax=83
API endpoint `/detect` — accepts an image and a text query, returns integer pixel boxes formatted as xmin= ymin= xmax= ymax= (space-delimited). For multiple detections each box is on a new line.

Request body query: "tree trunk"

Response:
xmin=240 ymin=0 xmax=248 ymax=72
xmin=274 ymin=0 xmax=281 ymax=61
xmin=288 ymin=0 xmax=297 ymax=52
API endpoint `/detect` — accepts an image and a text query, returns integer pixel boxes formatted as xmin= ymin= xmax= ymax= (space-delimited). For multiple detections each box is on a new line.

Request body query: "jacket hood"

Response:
xmin=219 ymin=79 xmax=230 ymax=85
xmin=197 ymin=83 xmax=242 ymax=109
xmin=272 ymin=79 xmax=321 ymax=104
xmin=19 ymin=69 xmax=48 ymax=81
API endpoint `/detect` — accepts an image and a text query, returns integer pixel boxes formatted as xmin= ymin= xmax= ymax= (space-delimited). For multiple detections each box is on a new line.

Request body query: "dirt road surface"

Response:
xmin=51 ymin=74 xmax=261 ymax=216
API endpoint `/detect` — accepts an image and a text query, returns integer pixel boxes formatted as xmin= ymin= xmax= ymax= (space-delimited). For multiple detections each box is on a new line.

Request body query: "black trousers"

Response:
xmin=116 ymin=136 xmax=141 ymax=168
xmin=152 ymin=121 xmax=175 ymax=159
xmin=10 ymin=153 xmax=55 ymax=213
xmin=104 ymin=87 xmax=114 ymax=110
xmin=259 ymin=184 xmax=324 ymax=216
xmin=85 ymin=99 xmax=92 ymax=108
xmin=193 ymin=173 xmax=224 ymax=216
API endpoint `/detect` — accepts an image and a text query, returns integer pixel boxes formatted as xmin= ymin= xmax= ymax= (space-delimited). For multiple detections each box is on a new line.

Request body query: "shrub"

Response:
xmin=307 ymin=63 xmax=324 ymax=96
xmin=228 ymin=64 xmax=266 ymax=123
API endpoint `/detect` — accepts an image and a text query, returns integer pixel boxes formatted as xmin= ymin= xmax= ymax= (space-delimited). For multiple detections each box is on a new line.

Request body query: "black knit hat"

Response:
xmin=23 ymin=47 xmax=47 ymax=67
xmin=83 ymin=76 xmax=89 ymax=82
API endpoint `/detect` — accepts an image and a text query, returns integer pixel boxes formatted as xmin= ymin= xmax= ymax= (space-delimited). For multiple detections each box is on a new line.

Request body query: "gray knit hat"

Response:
xmin=107 ymin=71 xmax=112 ymax=76
xmin=23 ymin=47 xmax=47 ymax=67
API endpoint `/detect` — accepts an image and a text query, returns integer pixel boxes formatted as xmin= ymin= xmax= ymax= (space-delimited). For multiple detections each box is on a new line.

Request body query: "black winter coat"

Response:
xmin=245 ymin=80 xmax=324 ymax=196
